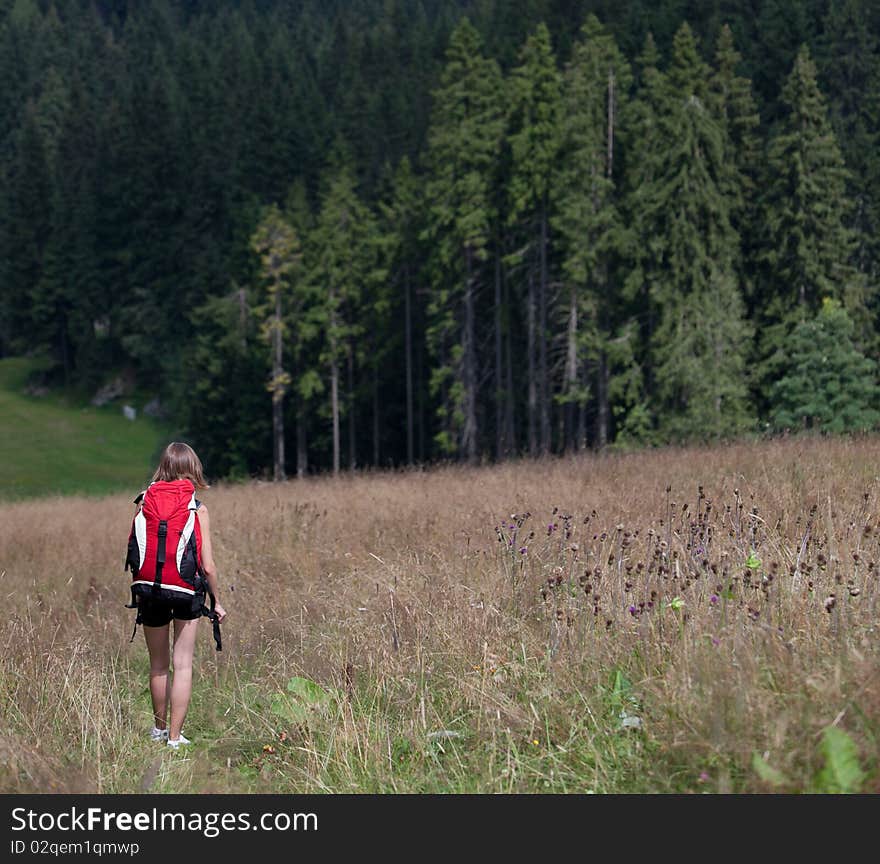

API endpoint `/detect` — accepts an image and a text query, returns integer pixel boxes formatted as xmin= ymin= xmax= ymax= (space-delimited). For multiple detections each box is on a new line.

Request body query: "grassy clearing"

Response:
xmin=1 ymin=437 xmax=878 ymax=793
xmin=0 ymin=357 xmax=170 ymax=500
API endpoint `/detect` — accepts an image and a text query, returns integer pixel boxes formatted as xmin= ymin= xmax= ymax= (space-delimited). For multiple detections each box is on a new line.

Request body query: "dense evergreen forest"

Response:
xmin=2 ymin=0 xmax=879 ymax=477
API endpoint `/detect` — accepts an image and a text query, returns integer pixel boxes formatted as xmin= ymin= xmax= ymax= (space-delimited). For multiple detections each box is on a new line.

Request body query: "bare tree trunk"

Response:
xmin=330 ymin=302 xmax=340 ymax=476
xmin=272 ymin=289 xmax=286 ymax=481
xmin=404 ymin=267 xmax=414 ymax=465
xmin=596 ymin=69 xmax=615 ymax=452
xmin=557 ymin=396 xmax=565 ymax=456
xmin=439 ymin=333 xmax=451 ymax=453
xmin=347 ymin=344 xmax=356 ymax=470
xmin=538 ymin=206 xmax=550 ymax=454
xmin=577 ymin=358 xmax=587 ymax=450
xmin=607 ymin=66 xmax=615 ymax=180
xmin=463 ymin=245 xmax=477 ymax=464
xmin=504 ymin=266 xmax=515 ymax=455
xmin=238 ymin=285 xmax=248 ymax=351
xmin=494 ymin=246 xmax=503 ymax=460
xmin=59 ymin=313 xmax=70 ymax=389
xmin=596 ymin=350 xmax=609 ymax=449
xmin=416 ymin=290 xmax=425 ymax=462
xmin=527 ymin=270 xmax=537 ymax=456
xmin=296 ymin=408 xmax=307 ymax=478
xmin=564 ymin=283 xmax=578 ymax=452
xmin=331 ymin=355 xmax=340 ymax=474
xmin=373 ymin=361 xmax=380 ymax=466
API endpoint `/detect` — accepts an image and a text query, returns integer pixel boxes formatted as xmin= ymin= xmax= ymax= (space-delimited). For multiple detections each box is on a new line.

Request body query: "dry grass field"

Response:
xmin=1 ymin=436 xmax=879 ymax=793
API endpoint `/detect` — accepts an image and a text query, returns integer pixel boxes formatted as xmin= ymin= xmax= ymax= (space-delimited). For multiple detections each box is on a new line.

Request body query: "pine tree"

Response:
xmin=817 ymin=0 xmax=880 ymax=278
xmin=711 ymin=24 xmax=760 ymax=302
xmin=8 ymin=1 xmax=880 ymax=477
xmin=309 ymin=163 xmax=384 ymax=474
xmin=507 ymin=22 xmax=561 ymax=456
xmin=381 ymin=156 xmax=423 ymax=465
xmin=762 ymin=45 xmax=856 ymax=313
xmin=753 ymin=0 xmax=822 ymax=122
xmin=625 ymin=32 xmax=666 ymax=202
xmin=553 ymin=14 xmax=631 ymax=451
xmin=0 ymin=108 xmax=52 ymax=359
xmin=616 ymin=32 xmax=672 ymax=444
xmin=116 ymin=48 xmax=189 ymax=385
xmin=757 ymin=45 xmax=862 ymax=404
xmin=35 ymin=78 xmax=101 ymax=388
xmin=622 ymin=32 xmax=665 ymax=391
xmin=184 ymin=287 xmax=272 ymax=479
xmin=424 ymin=19 xmax=504 ymax=461
xmin=4 ymin=32 xmax=73 ymax=369
xmin=632 ymin=23 xmax=753 ymax=440
xmin=770 ymin=298 xmax=880 ymax=433
xmin=251 ymin=204 xmax=301 ymax=481
xmin=284 ymin=178 xmax=321 ymax=478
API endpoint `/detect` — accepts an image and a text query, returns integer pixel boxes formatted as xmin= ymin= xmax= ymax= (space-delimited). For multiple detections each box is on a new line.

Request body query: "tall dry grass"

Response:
xmin=1 ymin=436 xmax=878 ymax=792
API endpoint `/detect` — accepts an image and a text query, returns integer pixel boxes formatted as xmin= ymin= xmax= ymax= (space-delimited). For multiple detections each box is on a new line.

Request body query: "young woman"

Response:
xmin=132 ymin=442 xmax=227 ymax=749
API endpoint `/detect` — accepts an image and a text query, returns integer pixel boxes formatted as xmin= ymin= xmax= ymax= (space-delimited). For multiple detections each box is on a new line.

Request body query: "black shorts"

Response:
xmin=138 ymin=593 xmax=204 ymax=627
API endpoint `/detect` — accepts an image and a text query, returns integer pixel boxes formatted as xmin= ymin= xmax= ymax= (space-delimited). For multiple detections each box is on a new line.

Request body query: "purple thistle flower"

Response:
xmin=709 ymin=594 xmax=719 ymax=605
xmin=519 ymin=547 xmax=528 ymax=555
xmin=628 ymin=605 xmax=638 ymax=616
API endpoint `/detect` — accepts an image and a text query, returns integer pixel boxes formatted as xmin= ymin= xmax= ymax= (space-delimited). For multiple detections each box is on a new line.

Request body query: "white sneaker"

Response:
xmin=167 ymin=733 xmax=191 ymax=750
xmin=150 ymin=726 xmax=169 ymax=742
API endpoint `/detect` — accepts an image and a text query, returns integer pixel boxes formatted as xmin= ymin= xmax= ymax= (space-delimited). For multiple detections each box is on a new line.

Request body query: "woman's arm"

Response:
xmin=197 ymin=504 xmax=227 ymax=622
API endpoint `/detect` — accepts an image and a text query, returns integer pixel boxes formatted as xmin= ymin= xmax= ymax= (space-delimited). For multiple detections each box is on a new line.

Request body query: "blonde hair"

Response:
xmin=152 ymin=442 xmax=208 ymax=489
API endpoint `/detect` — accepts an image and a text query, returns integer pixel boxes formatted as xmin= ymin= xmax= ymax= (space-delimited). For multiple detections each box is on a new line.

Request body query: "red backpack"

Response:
xmin=124 ymin=479 xmax=221 ymax=649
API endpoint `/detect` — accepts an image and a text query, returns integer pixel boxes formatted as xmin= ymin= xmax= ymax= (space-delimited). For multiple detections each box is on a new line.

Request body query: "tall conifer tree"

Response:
xmin=424 ymin=19 xmax=504 ymax=461
xmin=382 ymin=157 xmax=423 ymax=465
xmin=634 ymin=24 xmax=753 ymax=439
xmin=817 ymin=0 xmax=880 ymax=279
xmin=711 ymin=24 xmax=760 ymax=303
xmin=757 ymin=45 xmax=864 ymax=403
xmin=251 ymin=204 xmax=301 ymax=482
xmin=508 ymin=22 xmax=561 ymax=455
xmin=553 ymin=15 xmax=631 ymax=450
xmin=310 ymin=164 xmax=383 ymax=474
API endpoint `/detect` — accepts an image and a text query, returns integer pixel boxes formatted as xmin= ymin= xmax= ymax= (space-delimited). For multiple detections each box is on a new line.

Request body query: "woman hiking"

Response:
xmin=125 ymin=442 xmax=227 ymax=749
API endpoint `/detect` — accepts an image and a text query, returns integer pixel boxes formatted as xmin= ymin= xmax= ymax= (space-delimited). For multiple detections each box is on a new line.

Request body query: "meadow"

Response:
xmin=0 ymin=357 xmax=168 ymax=500
xmin=1 ymin=436 xmax=878 ymax=793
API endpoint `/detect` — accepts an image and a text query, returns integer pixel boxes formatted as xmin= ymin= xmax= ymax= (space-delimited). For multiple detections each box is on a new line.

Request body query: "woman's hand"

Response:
xmin=197 ymin=505 xmax=226 ymax=624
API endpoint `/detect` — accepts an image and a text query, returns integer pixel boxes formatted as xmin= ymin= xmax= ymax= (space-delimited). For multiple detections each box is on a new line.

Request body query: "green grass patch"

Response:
xmin=0 ymin=356 xmax=171 ymax=500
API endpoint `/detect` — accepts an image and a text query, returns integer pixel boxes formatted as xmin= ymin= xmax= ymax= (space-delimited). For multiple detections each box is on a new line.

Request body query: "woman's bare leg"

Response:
xmin=144 ymin=624 xmax=171 ymax=730
xmin=169 ymin=618 xmax=199 ymax=740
